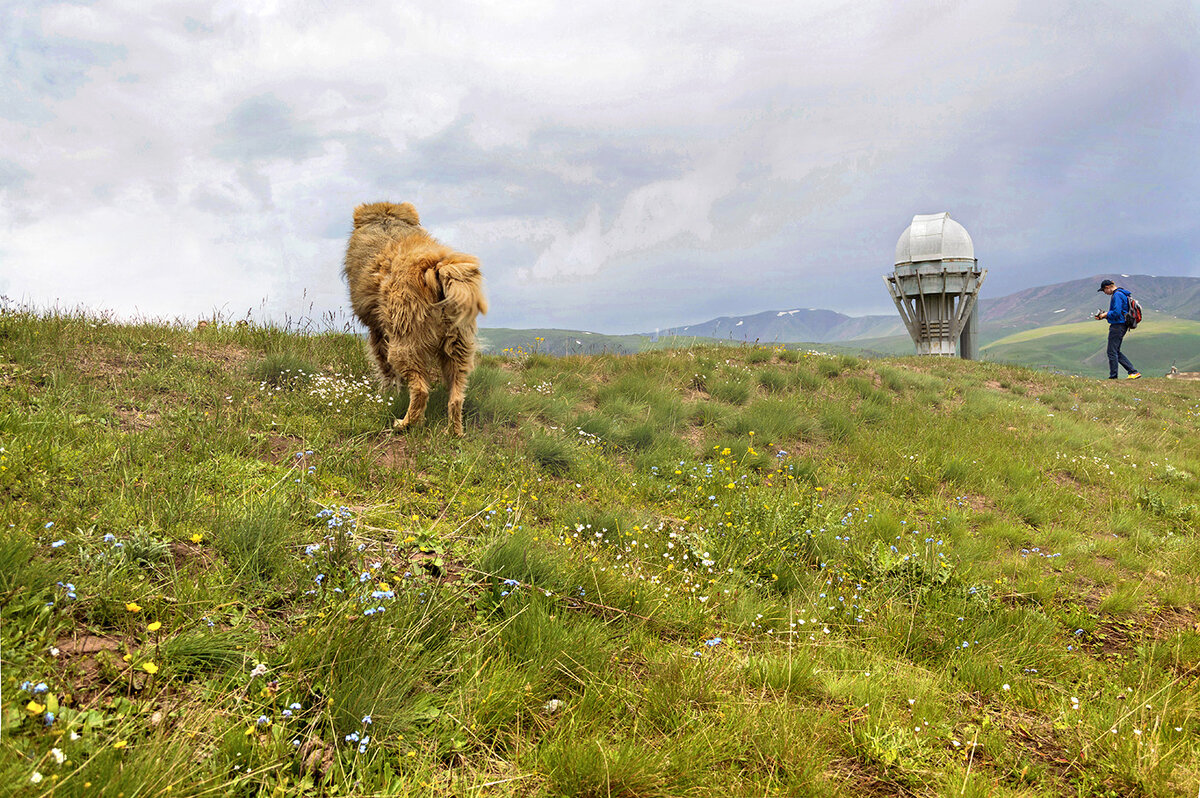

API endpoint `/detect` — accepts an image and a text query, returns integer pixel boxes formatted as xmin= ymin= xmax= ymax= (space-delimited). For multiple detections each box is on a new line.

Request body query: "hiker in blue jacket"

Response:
xmin=1093 ymin=279 xmax=1141 ymax=380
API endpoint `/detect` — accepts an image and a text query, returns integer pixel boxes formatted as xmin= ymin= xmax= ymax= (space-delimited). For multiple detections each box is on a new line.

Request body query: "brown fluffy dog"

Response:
xmin=344 ymin=202 xmax=487 ymax=436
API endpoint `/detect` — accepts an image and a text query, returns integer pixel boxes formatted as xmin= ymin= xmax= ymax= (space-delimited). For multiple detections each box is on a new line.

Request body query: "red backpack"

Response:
xmin=1126 ymin=297 xmax=1142 ymax=329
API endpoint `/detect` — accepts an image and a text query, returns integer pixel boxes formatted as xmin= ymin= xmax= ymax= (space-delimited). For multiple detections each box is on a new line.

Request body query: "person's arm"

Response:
xmin=1105 ymin=293 xmax=1128 ymax=323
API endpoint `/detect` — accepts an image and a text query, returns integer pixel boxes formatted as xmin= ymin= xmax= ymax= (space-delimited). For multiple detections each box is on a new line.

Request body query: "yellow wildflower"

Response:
xmin=142 ymin=662 xmax=159 ymax=675
xmin=147 ymin=622 xmax=162 ymax=632
xmin=125 ymin=602 xmax=141 ymax=613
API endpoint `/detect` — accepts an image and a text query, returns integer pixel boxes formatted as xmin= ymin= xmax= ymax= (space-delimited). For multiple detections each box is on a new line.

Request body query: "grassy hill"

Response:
xmin=478 ymin=328 xmax=657 ymax=356
xmin=982 ymin=316 xmax=1200 ymax=375
xmin=981 ymin=275 xmax=1200 ymax=333
xmin=2 ymin=309 xmax=1199 ymax=797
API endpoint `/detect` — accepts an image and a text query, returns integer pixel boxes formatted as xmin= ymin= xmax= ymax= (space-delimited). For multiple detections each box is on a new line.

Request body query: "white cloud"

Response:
xmin=1 ymin=0 xmax=1196 ymax=331
xmin=521 ymin=157 xmax=738 ymax=281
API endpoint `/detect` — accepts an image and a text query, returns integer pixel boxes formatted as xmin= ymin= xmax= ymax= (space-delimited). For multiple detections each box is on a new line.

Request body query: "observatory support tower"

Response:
xmin=884 ymin=212 xmax=986 ymax=358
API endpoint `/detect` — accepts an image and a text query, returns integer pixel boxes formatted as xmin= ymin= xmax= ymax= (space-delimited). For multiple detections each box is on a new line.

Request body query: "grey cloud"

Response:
xmin=213 ymin=94 xmax=324 ymax=163
xmin=330 ymin=120 xmax=612 ymax=222
xmin=3 ymin=0 xmax=1198 ymax=333
xmin=1 ymin=10 xmax=126 ymax=122
xmin=183 ymin=17 xmax=215 ymax=36
xmin=0 ymin=159 xmax=31 ymax=188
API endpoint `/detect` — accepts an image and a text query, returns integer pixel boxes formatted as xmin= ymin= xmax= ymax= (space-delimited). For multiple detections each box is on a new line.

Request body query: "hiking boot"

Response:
xmin=1127 ymin=372 xmax=1142 ymax=380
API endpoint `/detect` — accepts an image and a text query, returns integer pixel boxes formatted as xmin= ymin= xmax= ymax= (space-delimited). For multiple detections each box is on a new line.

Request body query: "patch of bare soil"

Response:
xmin=114 ymin=406 xmax=160 ymax=431
xmin=372 ymin=436 xmax=411 ymax=470
xmin=1048 ymin=470 xmax=1084 ymax=490
xmin=263 ymin=433 xmax=310 ymax=465
xmin=955 ymin=493 xmax=993 ymax=513
xmin=826 ymin=756 xmax=921 ymax=797
xmin=1071 ymin=604 xmax=1198 ymax=663
xmin=680 ymin=423 xmax=707 ymax=451
xmin=77 ymin=351 xmax=143 ymax=380
xmin=981 ymin=377 xmax=1049 ymax=399
xmin=170 ymin=540 xmax=220 ymax=573
xmin=998 ymin=709 xmax=1077 ymax=796
xmin=1147 ymin=607 xmax=1200 ymax=638
xmin=54 ymin=633 xmax=126 ymax=706
xmin=191 ymin=341 xmax=253 ymax=369
xmin=0 ymin=361 xmax=30 ymax=388
xmin=58 ymin=634 xmax=122 ymax=657
xmin=298 ymin=736 xmax=336 ymax=778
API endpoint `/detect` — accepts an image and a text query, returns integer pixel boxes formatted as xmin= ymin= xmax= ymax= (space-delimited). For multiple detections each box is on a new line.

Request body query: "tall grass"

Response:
xmin=3 ymin=307 xmax=1198 ymax=797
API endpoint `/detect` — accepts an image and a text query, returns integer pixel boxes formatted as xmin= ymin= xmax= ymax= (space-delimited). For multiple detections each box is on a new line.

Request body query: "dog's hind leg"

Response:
xmin=366 ymin=327 xmax=397 ymax=389
xmin=442 ymin=359 xmax=469 ymax=437
xmin=392 ymin=369 xmax=430 ymax=432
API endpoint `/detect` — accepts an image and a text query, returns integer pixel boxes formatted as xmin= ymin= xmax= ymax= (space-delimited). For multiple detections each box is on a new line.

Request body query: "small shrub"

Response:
xmin=792 ymin=369 xmax=822 ymax=391
xmin=616 ymin=420 xmax=660 ymax=451
xmin=542 ymin=735 xmax=676 ymax=798
xmin=756 ymin=369 xmax=788 ymax=393
xmin=214 ymin=496 xmax=292 ymax=582
xmin=818 ymin=406 xmax=855 ymax=442
xmin=575 ymin=413 xmax=614 ymax=441
xmin=528 ymin=432 xmax=576 ymax=475
xmin=745 ymin=347 xmax=772 ymax=364
xmin=159 ymin=630 xmax=255 ymax=677
xmin=120 ymin=527 xmax=171 ymax=568
xmin=477 ymin=531 xmax=568 ymax=590
xmin=690 ymin=401 xmax=730 ymax=427
xmin=0 ymin=532 xmax=57 ymax=598
xmin=248 ymin=353 xmax=319 ymax=387
xmin=710 ymin=379 xmax=751 ymax=405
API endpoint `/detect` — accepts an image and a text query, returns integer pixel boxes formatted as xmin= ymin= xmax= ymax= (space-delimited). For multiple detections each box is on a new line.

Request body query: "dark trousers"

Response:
xmin=1107 ymin=324 xmax=1136 ymax=378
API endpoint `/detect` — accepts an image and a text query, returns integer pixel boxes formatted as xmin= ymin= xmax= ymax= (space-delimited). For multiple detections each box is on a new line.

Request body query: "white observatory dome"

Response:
xmin=894 ymin=212 xmax=975 ymax=266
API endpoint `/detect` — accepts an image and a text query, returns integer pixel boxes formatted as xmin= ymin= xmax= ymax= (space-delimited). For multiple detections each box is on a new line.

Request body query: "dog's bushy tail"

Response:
xmin=434 ymin=255 xmax=488 ymax=326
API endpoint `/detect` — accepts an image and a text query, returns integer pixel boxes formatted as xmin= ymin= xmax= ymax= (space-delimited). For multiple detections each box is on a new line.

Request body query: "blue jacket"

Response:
xmin=1105 ymin=287 xmax=1132 ymax=326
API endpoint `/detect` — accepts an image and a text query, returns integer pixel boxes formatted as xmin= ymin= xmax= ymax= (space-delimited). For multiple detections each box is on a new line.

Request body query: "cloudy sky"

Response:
xmin=3 ymin=0 xmax=1197 ymax=333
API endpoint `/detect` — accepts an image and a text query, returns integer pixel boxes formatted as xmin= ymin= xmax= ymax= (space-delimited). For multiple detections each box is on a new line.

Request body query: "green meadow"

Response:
xmin=981 ymin=316 xmax=1200 ymax=376
xmin=2 ymin=307 xmax=1199 ymax=797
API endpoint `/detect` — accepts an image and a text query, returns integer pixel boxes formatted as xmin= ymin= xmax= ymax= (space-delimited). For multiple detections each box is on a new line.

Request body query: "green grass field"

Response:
xmin=2 ymin=307 xmax=1199 ymax=796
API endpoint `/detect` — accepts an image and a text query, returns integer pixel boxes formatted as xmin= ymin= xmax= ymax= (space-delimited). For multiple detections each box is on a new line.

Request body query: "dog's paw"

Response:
xmin=391 ymin=418 xmax=411 ymax=432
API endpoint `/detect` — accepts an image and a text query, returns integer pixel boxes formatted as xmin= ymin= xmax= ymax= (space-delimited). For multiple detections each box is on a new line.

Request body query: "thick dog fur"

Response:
xmin=344 ymin=202 xmax=487 ymax=436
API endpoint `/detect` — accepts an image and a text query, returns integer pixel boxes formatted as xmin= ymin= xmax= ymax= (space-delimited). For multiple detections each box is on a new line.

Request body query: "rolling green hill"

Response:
xmin=981 ymin=275 xmax=1200 ymax=333
xmin=982 ymin=315 xmax=1200 ymax=375
xmin=3 ymin=309 xmax=1199 ymax=796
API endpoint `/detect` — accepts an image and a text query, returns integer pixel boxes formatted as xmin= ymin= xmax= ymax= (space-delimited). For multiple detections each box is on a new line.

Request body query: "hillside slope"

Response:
xmin=2 ymin=310 xmax=1199 ymax=797
xmin=980 ymin=274 xmax=1200 ymax=332
xmin=982 ymin=315 xmax=1200 ymax=374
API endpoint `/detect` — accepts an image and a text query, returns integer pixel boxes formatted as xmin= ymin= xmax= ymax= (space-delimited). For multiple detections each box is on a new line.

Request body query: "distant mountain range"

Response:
xmin=644 ymin=308 xmax=902 ymax=344
xmin=479 ymin=274 xmax=1200 ymax=373
xmin=639 ymin=274 xmax=1200 ymax=345
xmin=978 ymin=274 xmax=1200 ymax=332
